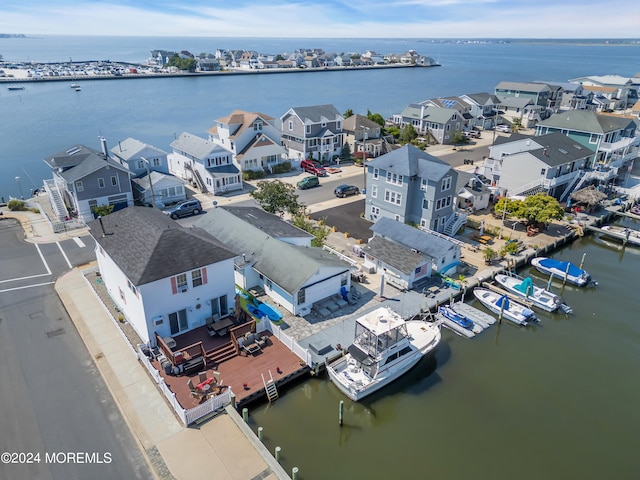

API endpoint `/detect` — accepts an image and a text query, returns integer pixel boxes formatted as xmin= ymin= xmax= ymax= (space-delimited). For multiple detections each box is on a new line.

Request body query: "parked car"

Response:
xmin=464 ymin=130 xmax=480 ymax=139
xmin=300 ymin=159 xmax=327 ymax=176
xmin=334 ymin=184 xmax=360 ymax=198
xmin=297 ymin=176 xmax=320 ymax=190
xmin=164 ymin=199 xmax=202 ymax=219
xmin=495 ymin=124 xmax=511 ymax=133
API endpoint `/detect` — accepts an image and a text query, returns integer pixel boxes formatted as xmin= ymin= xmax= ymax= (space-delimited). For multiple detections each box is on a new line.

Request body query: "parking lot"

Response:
xmin=309 ymin=199 xmax=373 ymax=242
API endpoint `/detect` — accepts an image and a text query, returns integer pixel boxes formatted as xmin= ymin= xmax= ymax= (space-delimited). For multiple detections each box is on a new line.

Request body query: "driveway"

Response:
xmin=310 ymin=199 xmax=374 ymax=242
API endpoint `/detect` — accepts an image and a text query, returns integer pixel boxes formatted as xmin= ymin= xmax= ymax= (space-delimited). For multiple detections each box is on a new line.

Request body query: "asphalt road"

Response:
xmin=0 ymin=218 xmax=152 ymax=480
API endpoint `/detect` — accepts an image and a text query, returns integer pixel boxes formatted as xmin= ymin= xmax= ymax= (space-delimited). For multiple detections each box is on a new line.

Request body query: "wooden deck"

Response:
xmin=151 ymin=326 xmax=307 ymax=409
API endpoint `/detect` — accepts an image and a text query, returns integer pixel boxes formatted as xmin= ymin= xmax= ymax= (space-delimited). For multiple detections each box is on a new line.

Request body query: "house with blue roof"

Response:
xmin=364 ymin=145 xmax=465 ymax=235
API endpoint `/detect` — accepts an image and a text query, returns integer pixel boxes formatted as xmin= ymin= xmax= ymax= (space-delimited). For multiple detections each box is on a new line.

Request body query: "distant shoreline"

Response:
xmin=0 ymin=62 xmax=440 ymax=84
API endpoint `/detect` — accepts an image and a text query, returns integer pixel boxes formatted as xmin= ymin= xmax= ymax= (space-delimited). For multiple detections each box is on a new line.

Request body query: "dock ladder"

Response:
xmin=262 ymin=371 xmax=279 ymax=402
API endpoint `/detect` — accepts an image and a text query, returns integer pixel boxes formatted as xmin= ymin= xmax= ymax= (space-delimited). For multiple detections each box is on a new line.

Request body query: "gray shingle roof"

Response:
xmin=528 ymin=132 xmax=594 ymax=166
xmin=170 ymin=132 xmax=228 ymax=159
xmin=366 ymin=144 xmax=452 ymax=180
xmin=221 ymin=207 xmax=313 ymax=239
xmin=110 ymin=137 xmax=167 ymax=161
xmin=538 ymin=110 xmax=634 ymax=134
xmin=370 ymin=217 xmax=457 ymax=259
xmin=194 ymin=207 xmax=348 ymax=294
xmin=87 ymin=207 xmax=237 ymax=286
xmin=496 ymin=81 xmax=550 ymax=92
xmin=287 ymin=104 xmax=341 ymax=123
xmin=363 ymin=236 xmax=424 ymax=275
xmin=58 ymin=152 xmax=129 ymax=183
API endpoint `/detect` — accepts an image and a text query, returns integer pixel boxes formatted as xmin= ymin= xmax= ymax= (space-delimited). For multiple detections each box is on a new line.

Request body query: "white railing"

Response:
xmin=322 ymin=245 xmax=359 ymax=267
xmin=270 ymin=323 xmax=312 ymax=365
xmin=136 ymin=344 xmax=232 ymax=426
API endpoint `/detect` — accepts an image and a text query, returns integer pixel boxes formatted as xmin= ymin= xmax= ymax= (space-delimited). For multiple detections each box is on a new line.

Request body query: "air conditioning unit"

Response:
xmin=152 ymin=315 xmax=164 ymax=326
xmin=178 ymin=285 xmax=188 ymax=293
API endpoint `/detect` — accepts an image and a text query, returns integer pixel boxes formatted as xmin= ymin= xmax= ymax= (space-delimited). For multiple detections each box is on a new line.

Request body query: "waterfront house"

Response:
xmin=539 ymin=81 xmax=589 ymax=111
xmin=482 ymin=132 xmax=594 ymax=201
xmin=131 ymin=171 xmax=186 ymax=207
xmin=43 ymin=138 xmax=133 ymax=223
xmin=362 ymin=217 xmax=462 ymax=290
xmin=364 ymin=145 xmax=464 ymax=235
xmin=342 ymin=114 xmax=387 ymax=159
xmin=494 ymin=81 xmax=551 ymax=108
xmin=423 ymin=96 xmax=473 ymax=126
xmin=168 ymin=132 xmax=242 ymax=195
xmin=87 ymin=206 xmax=238 ymax=345
xmin=208 ymin=110 xmax=286 ymax=174
xmin=279 ymin=104 xmax=344 ymax=164
xmin=460 ymin=93 xmax=502 ymax=130
xmin=496 ymin=96 xmax=545 ymax=128
xmin=569 ymin=75 xmax=639 ymax=109
xmin=535 ymin=110 xmax=639 ymax=188
xmin=391 ymin=104 xmax=463 ymax=145
xmin=110 ymin=137 xmax=169 ymax=178
xmin=455 ymin=171 xmax=492 ymax=212
xmin=195 ymin=206 xmax=351 ymax=316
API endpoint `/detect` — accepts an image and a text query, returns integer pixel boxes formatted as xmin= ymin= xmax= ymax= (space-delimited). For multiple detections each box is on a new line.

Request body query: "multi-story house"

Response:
xmin=535 ymin=110 xmax=639 ymax=189
xmin=110 ymin=137 xmax=169 ymax=178
xmin=87 ymin=207 xmax=237 ymax=346
xmin=569 ymin=75 xmax=639 ymax=109
xmin=43 ymin=138 xmax=133 ymax=223
xmin=365 ymin=144 xmax=463 ymax=235
xmin=497 ymin=97 xmax=544 ymax=128
xmin=495 ymin=81 xmax=551 ymax=108
xmin=391 ymin=104 xmax=464 ymax=144
xmin=279 ymin=104 xmax=344 ymax=164
xmin=168 ymin=132 xmax=242 ymax=195
xmin=342 ymin=114 xmax=387 ymax=159
xmin=208 ymin=110 xmax=286 ymax=173
xmin=482 ymin=132 xmax=594 ymax=201
xmin=460 ymin=93 xmax=502 ymax=130
xmin=541 ymin=82 xmax=589 ymax=111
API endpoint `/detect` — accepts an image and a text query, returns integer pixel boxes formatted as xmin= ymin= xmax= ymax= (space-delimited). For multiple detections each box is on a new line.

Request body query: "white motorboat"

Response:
xmin=327 ymin=307 xmax=441 ymax=401
xmin=494 ymin=274 xmax=572 ymax=313
xmin=472 ymin=288 xmax=537 ymax=326
xmin=600 ymin=225 xmax=640 ymax=246
xmin=531 ymin=257 xmax=596 ymax=287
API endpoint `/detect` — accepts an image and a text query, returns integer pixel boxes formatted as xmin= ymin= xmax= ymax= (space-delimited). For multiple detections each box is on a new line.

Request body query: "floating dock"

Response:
xmin=452 ymin=302 xmax=497 ymax=328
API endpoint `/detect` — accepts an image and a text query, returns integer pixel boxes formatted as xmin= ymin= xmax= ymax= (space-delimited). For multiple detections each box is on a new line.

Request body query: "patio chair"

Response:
xmin=198 ymin=371 xmax=208 ymax=383
xmin=187 ymin=378 xmax=196 ymax=392
xmin=205 ymin=315 xmax=220 ymax=337
xmin=212 ymin=371 xmax=222 ymax=386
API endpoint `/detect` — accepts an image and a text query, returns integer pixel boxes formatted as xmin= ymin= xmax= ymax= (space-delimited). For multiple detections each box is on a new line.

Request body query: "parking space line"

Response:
xmin=0 ymin=281 xmax=55 ymax=293
xmin=56 ymin=241 xmax=73 ymax=269
xmin=0 ymin=273 xmax=51 ymax=284
xmin=73 ymin=237 xmax=86 ymax=248
xmin=35 ymin=243 xmax=52 ymax=275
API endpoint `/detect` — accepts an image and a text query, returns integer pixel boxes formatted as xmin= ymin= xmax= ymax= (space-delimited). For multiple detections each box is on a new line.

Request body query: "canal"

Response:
xmin=249 ymin=227 xmax=640 ymax=479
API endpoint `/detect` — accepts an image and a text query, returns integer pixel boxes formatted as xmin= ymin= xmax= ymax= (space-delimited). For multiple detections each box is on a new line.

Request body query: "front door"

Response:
xmin=168 ymin=309 xmax=188 ymax=335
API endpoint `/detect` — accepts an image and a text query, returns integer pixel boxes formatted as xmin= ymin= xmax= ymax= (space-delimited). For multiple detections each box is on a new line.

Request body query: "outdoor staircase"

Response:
xmin=419 ymin=225 xmax=467 ymax=247
xmin=44 ymin=179 xmax=68 ymax=221
xmin=443 ymin=210 xmax=468 ymax=237
xmin=559 ymin=171 xmax=585 ymax=202
xmin=205 ymin=342 xmax=237 ymax=365
xmin=262 ymin=371 xmax=279 ymax=402
xmin=192 ymin=168 xmax=208 ymax=193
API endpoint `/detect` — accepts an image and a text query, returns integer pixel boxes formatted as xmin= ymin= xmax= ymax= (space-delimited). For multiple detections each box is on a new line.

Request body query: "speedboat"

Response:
xmin=531 ymin=257 xmax=596 ymax=287
xmin=438 ymin=305 xmax=473 ymax=329
xmin=494 ymin=274 xmax=572 ymax=313
xmin=473 ymin=288 xmax=536 ymax=326
xmin=327 ymin=307 xmax=441 ymax=401
xmin=600 ymin=225 xmax=640 ymax=246
xmin=629 ymin=205 xmax=640 ymax=216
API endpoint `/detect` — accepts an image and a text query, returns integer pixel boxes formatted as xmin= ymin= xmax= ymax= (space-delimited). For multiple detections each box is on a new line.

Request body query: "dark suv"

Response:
xmin=334 ymin=184 xmax=360 ymax=198
xmin=300 ymin=159 xmax=327 ymax=176
xmin=164 ymin=199 xmax=202 ymax=219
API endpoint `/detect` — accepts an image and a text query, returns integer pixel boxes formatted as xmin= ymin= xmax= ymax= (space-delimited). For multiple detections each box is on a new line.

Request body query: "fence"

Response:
xmin=268 ymin=322 xmax=313 ymax=366
xmin=136 ymin=344 xmax=232 ymax=426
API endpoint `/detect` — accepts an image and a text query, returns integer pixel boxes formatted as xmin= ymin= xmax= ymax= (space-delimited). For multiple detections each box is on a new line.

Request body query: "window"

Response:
xmin=386 ymin=172 xmax=403 ymax=185
xmin=176 ymin=273 xmax=187 ymax=290
xmin=420 ymin=218 xmax=428 ymax=227
xmin=422 ymin=199 xmax=429 ymax=210
xmin=541 ymin=168 xmax=546 ymax=175
xmin=288 ymin=120 xmax=293 ymax=131
xmin=210 ymin=295 xmax=228 ymax=317
xmin=306 ymin=125 xmax=311 ymax=134
xmin=127 ymin=279 xmax=137 ymax=296
xmin=371 ymin=185 xmax=378 ymax=198
xmin=191 ymin=269 xmax=203 ymax=287
xmin=421 ymin=179 xmax=428 ymax=191
xmin=441 ymin=176 xmax=452 ymax=191
xmin=589 ymin=134 xmax=598 ymax=144
xmin=341 ymin=273 xmax=348 ymax=286
xmin=372 ymin=168 xmax=379 ymax=180
xmin=168 ymin=309 xmax=188 ymax=335
xmin=371 ymin=206 xmax=380 ymax=215
xmin=298 ymin=288 xmax=306 ymax=305
xmin=152 ymin=158 xmax=160 ymax=167
xmin=75 ymin=181 xmax=84 ymax=192
xmin=111 ymin=176 xmax=118 ymax=186
xmin=384 ymin=190 xmax=402 ymax=205
xmin=98 ymin=178 xmax=105 ymax=188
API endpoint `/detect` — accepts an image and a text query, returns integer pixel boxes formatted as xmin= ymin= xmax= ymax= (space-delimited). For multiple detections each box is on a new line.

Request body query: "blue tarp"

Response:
xmin=495 ymin=294 xmax=510 ymax=310
xmin=514 ymin=277 xmax=534 ymax=295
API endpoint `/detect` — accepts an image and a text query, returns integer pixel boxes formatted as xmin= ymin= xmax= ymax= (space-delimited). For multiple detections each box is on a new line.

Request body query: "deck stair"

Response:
xmin=205 ymin=342 xmax=237 ymax=365
xmin=44 ymin=179 xmax=68 ymax=221
xmin=192 ymin=168 xmax=208 ymax=193
xmin=262 ymin=371 xmax=279 ymax=402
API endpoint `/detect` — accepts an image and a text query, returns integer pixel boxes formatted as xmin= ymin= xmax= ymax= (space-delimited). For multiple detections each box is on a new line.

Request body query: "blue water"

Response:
xmin=1 ymin=36 xmax=639 ymax=198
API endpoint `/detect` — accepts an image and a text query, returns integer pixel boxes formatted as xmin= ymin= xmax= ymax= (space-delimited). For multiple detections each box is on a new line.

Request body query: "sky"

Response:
xmin=1 ymin=0 xmax=639 ymax=39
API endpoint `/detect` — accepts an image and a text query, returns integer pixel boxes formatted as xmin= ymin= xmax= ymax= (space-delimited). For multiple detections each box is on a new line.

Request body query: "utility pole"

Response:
xmin=141 ymin=157 xmax=157 ymax=208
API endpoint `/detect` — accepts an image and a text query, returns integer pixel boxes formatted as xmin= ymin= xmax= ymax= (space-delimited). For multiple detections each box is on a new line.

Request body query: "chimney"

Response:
xmin=543 ymin=147 xmax=548 ymax=156
xmin=99 ymin=136 xmax=108 ymax=159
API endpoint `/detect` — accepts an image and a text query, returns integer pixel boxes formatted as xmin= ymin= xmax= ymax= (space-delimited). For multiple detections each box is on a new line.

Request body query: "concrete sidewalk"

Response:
xmin=56 ymin=267 xmax=290 ymax=480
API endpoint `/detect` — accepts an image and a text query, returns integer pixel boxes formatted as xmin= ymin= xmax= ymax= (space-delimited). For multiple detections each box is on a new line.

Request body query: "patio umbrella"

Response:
xmin=570 ymin=185 xmax=606 ymax=207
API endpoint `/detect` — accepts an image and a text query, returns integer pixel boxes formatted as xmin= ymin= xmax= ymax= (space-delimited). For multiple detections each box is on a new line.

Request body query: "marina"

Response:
xmin=594 ymin=224 xmax=640 ymax=246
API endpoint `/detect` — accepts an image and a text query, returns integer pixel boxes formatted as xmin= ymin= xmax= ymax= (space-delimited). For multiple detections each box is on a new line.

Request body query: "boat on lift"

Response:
xmin=473 ymin=288 xmax=537 ymax=326
xmin=531 ymin=257 xmax=596 ymax=287
xmin=494 ymin=274 xmax=572 ymax=313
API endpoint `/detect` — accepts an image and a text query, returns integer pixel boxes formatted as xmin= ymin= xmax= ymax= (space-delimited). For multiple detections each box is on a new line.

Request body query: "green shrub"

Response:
xmin=271 ymin=161 xmax=291 ymax=174
xmin=7 ymin=199 xmax=27 ymax=211
xmin=242 ymin=170 xmax=266 ymax=181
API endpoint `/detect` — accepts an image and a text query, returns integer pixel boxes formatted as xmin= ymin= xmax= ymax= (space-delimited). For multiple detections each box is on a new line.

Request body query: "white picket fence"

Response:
xmin=136 ymin=345 xmax=232 ymax=426
xmin=267 ymin=322 xmax=313 ymax=366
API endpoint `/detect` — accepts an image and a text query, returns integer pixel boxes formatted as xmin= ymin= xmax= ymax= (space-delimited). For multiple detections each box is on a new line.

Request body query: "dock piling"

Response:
xmin=258 ymin=426 xmax=264 ymax=441
xmin=275 ymin=446 xmax=281 ymax=463
xmin=242 ymin=407 xmax=249 ymax=423
xmin=339 ymin=400 xmax=344 ymax=426
xmin=292 ymin=467 xmax=299 ymax=479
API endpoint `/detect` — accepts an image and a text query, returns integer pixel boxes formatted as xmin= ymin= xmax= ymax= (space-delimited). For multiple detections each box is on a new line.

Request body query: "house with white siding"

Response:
xmin=87 ymin=207 xmax=238 ymax=345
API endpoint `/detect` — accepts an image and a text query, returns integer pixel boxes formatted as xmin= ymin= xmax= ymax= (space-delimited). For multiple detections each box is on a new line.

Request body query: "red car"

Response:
xmin=300 ymin=159 xmax=327 ymax=176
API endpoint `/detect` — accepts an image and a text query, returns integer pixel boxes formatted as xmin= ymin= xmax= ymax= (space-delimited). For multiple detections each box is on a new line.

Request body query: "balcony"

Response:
xmin=600 ymin=136 xmax=640 ymax=153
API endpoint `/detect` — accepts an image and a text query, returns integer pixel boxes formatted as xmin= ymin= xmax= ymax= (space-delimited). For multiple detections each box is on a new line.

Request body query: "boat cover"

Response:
xmin=495 ymin=295 xmax=510 ymax=309
xmin=540 ymin=258 xmax=583 ymax=277
xmin=514 ymin=277 xmax=534 ymax=295
xmin=348 ymin=344 xmax=373 ymax=365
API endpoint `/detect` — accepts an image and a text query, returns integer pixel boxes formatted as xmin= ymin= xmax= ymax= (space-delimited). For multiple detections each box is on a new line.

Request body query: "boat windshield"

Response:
xmin=354 ymin=322 xmax=408 ymax=357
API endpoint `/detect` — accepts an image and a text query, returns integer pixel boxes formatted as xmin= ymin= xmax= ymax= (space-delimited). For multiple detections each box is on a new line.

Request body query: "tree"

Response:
xmin=291 ymin=212 xmax=330 ymax=247
xmin=275 ymin=54 xmax=285 ymax=61
xmin=450 ymin=130 xmax=468 ymax=147
xmin=399 ymin=124 xmax=418 ymax=144
xmin=386 ymin=125 xmax=401 ymax=139
xmin=167 ymin=54 xmax=197 ymax=72
xmin=511 ymin=117 xmax=522 ymax=131
xmin=343 ymin=109 xmax=354 ymax=118
xmin=340 ymin=142 xmax=352 ymax=161
xmin=366 ymin=110 xmax=385 ymax=127
xmin=495 ymin=193 xmax=564 ymax=228
xmin=250 ymin=180 xmax=304 ymax=217
xmin=92 ymin=204 xmax=115 ymax=217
